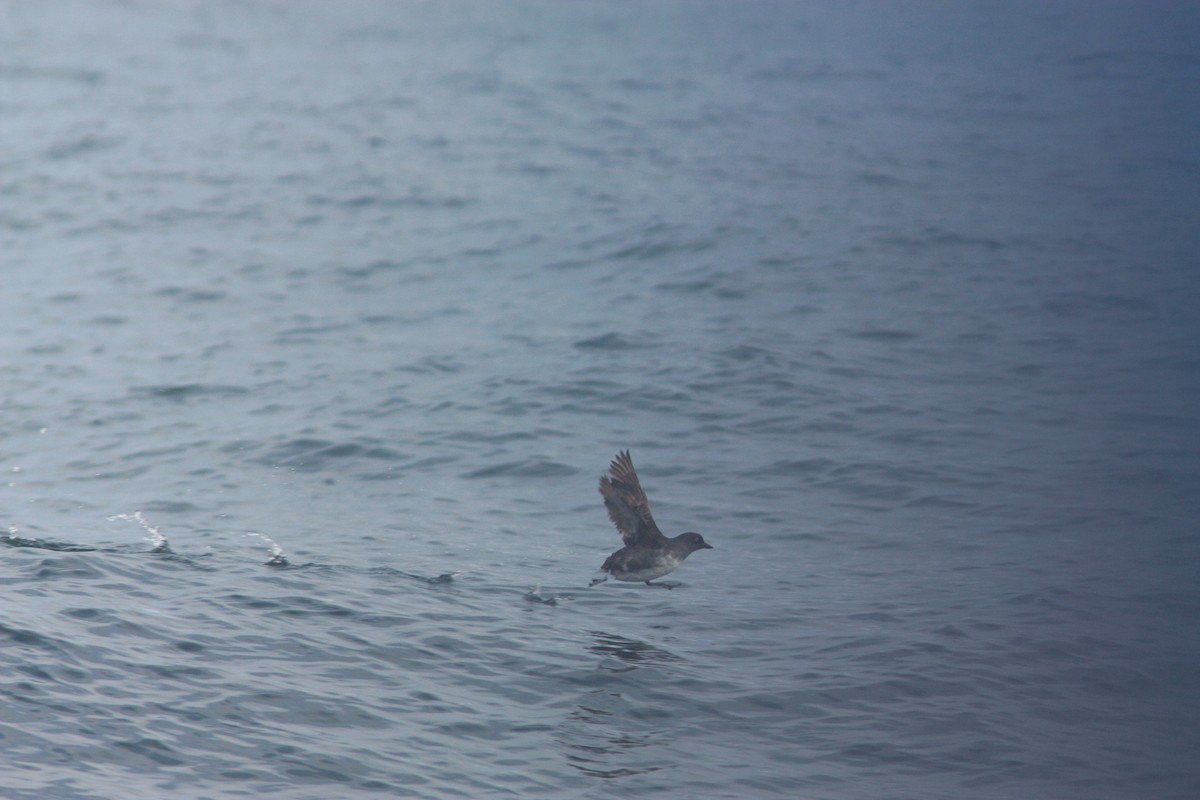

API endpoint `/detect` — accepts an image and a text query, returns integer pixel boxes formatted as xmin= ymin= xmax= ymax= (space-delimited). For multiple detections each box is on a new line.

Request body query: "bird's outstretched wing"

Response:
xmin=598 ymin=450 xmax=663 ymax=547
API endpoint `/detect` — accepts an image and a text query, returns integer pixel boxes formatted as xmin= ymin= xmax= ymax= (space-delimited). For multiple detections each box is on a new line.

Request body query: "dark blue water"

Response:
xmin=2 ymin=1 xmax=1198 ymax=798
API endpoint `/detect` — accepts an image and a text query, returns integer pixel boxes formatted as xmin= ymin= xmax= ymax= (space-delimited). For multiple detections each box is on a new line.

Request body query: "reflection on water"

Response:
xmin=562 ymin=702 xmax=664 ymax=780
xmin=557 ymin=631 xmax=683 ymax=779
xmin=587 ymin=630 xmax=683 ymax=665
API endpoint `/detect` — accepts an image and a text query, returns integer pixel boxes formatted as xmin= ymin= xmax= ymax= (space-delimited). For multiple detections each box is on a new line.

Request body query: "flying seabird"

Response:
xmin=590 ymin=450 xmax=712 ymax=589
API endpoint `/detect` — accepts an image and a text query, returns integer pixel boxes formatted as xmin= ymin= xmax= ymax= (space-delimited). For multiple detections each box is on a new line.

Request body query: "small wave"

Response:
xmin=365 ymin=567 xmax=460 ymax=586
xmin=0 ymin=65 xmax=104 ymax=84
xmin=604 ymin=235 xmax=715 ymax=262
xmin=306 ymin=191 xmax=472 ymax=211
xmin=250 ymin=437 xmax=402 ymax=471
xmin=756 ymin=457 xmax=838 ymax=477
xmin=3 ymin=534 xmax=96 ymax=552
xmin=460 ymin=459 xmax=577 ymax=479
xmin=337 ymin=259 xmax=410 ymax=280
xmin=847 ymin=328 xmax=919 ymax=343
xmin=573 ymin=332 xmax=648 ymax=350
xmin=153 ymin=286 xmax=227 ymax=302
xmin=43 ymin=134 xmax=119 ymax=161
xmin=130 ymin=384 xmax=250 ymax=402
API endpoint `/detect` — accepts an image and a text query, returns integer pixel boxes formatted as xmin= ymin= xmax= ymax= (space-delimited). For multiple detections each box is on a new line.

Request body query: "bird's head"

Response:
xmin=679 ymin=532 xmax=713 ymax=552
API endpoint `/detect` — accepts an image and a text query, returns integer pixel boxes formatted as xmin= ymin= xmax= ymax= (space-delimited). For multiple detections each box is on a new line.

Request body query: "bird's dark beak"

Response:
xmin=701 ymin=542 xmax=713 ymax=549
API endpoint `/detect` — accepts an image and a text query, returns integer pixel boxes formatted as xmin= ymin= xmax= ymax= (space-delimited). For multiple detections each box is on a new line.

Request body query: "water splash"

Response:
xmin=246 ymin=532 xmax=290 ymax=567
xmin=524 ymin=585 xmax=559 ymax=606
xmin=107 ymin=511 xmax=172 ymax=553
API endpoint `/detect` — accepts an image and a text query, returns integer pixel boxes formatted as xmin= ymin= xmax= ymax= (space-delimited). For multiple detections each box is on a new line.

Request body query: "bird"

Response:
xmin=590 ymin=450 xmax=712 ymax=589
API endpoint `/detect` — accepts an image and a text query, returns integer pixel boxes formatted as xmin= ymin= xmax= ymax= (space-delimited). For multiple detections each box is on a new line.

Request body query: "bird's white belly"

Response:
xmin=611 ymin=557 xmax=679 ymax=583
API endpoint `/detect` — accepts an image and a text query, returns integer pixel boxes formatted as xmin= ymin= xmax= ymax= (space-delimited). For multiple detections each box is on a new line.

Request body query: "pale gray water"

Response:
xmin=2 ymin=1 xmax=1199 ymax=798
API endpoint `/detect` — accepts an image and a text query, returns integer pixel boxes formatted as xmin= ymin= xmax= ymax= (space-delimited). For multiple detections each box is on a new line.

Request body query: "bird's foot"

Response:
xmin=646 ymin=580 xmax=680 ymax=590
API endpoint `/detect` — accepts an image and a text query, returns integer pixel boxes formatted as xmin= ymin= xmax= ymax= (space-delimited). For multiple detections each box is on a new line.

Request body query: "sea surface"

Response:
xmin=2 ymin=2 xmax=1199 ymax=798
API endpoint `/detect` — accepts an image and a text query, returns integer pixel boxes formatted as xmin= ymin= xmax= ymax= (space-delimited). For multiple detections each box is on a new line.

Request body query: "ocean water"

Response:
xmin=2 ymin=1 xmax=1199 ymax=798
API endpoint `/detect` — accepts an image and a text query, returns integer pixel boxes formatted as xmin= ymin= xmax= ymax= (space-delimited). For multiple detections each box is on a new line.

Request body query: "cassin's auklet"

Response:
xmin=589 ymin=450 xmax=712 ymax=589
